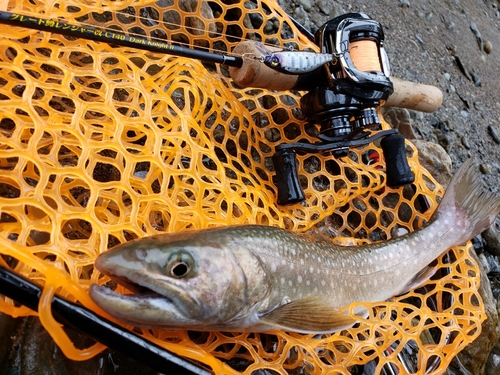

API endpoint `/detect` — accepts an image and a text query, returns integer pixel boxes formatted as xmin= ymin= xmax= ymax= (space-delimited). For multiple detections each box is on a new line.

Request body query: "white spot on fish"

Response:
xmin=281 ymin=259 xmax=286 ymax=265
xmin=306 ymin=280 xmax=310 ymax=285
xmin=321 ymin=280 xmax=326 ymax=286
xmin=288 ymin=280 xmax=293 ymax=286
xmin=298 ymin=275 xmax=303 ymax=283
xmin=309 ymin=266 xmax=314 ymax=274
xmin=281 ymin=277 xmax=285 ymax=284
xmin=271 ymin=263 xmax=277 ymax=272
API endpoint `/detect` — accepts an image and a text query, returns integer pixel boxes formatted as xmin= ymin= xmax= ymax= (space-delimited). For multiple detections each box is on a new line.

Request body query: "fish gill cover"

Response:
xmin=0 ymin=0 xmax=485 ymax=374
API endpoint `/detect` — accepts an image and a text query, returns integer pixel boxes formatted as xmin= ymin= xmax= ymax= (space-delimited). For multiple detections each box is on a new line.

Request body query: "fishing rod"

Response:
xmin=0 ymin=265 xmax=213 ymax=375
xmin=0 ymin=11 xmax=243 ymax=68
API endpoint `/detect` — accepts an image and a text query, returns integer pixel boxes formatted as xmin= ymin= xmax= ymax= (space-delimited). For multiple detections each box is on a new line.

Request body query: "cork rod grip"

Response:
xmin=228 ymin=41 xmax=443 ymax=113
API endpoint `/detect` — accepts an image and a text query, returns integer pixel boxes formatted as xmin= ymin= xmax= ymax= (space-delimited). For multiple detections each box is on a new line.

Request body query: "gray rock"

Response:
xmin=411 ymin=139 xmax=453 ymax=187
xmin=452 ymin=251 xmax=500 ymax=375
xmin=488 ymin=125 xmax=500 ymax=144
xmin=485 ymin=347 xmax=500 ymax=375
xmin=483 ymin=218 xmax=500 ymax=257
xmin=295 ymin=0 xmax=312 ymax=12
xmin=317 ymin=0 xmax=331 ymax=15
xmin=461 ymin=136 xmax=471 ymax=149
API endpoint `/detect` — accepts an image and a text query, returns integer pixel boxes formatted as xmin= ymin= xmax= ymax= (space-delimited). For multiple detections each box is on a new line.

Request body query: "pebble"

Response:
xmin=470 ymin=21 xmax=484 ymax=51
xmin=461 ymin=136 xmax=471 ymax=149
xmin=444 ymin=72 xmax=451 ymax=81
xmin=425 ymin=12 xmax=433 ymax=21
xmin=445 ymin=21 xmax=455 ymax=31
xmin=488 ymin=125 xmax=500 ymax=144
xmin=317 ymin=0 xmax=331 ymax=15
xmin=484 ymin=40 xmax=493 ymax=54
xmin=295 ymin=0 xmax=312 ymax=12
xmin=483 ymin=220 xmax=500 ymax=257
xmin=480 ymin=163 xmax=493 ymax=175
xmin=399 ymin=0 xmax=410 ymax=7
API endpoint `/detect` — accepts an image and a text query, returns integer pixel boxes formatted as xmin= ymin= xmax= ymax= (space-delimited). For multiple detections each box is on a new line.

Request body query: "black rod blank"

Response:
xmin=0 ymin=266 xmax=212 ymax=375
xmin=0 ymin=11 xmax=243 ymax=68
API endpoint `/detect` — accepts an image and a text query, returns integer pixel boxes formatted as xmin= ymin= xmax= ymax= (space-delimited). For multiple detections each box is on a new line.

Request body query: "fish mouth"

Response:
xmin=89 ymin=272 xmax=199 ymax=328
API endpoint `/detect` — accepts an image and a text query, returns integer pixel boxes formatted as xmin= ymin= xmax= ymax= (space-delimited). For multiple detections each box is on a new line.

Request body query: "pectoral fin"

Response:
xmin=398 ymin=266 xmax=438 ymax=296
xmin=259 ymin=296 xmax=358 ymax=334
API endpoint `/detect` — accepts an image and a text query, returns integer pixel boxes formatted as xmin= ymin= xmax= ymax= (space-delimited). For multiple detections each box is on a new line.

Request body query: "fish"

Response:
xmin=89 ymin=159 xmax=500 ymax=334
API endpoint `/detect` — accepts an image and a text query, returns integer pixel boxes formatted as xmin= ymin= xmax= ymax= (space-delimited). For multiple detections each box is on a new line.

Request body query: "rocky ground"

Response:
xmin=277 ymin=0 xmax=500 ymax=374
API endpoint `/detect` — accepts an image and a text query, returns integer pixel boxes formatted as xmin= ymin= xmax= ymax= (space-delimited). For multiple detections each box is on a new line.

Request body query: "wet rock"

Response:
xmin=485 ymin=346 xmax=500 ymax=375
xmin=483 ymin=218 xmax=500 ymax=257
xmin=411 ymin=139 xmax=452 ymax=187
xmin=451 ymin=251 xmax=500 ymax=375
xmin=0 ymin=315 xmax=158 ymax=374
xmin=382 ymin=107 xmax=418 ymax=139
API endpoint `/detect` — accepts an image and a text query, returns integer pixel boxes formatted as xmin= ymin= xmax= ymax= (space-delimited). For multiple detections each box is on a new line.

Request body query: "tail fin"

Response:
xmin=436 ymin=158 xmax=500 ymax=244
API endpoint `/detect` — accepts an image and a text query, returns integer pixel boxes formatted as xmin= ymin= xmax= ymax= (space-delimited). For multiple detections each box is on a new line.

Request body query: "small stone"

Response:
xmin=444 ymin=72 xmax=451 ymax=80
xmin=425 ymin=12 xmax=433 ymax=21
xmin=399 ymin=0 xmax=410 ymax=7
xmin=445 ymin=21 xmax=455 ymax=31
xmin=483 ymin=219 xmax=500 ymax=256
xmin=436 ymin=132 xmax=450 ymax=152
xmin=484 ymin=40 xmax=493 ymax=54
xmin=460 ymin=110 xmax=469 ymax=118
xmin=295 ymin=0 xmax=312 ymax=12
xmin=461 ymin=136 xmax=471 ymax=149
xmin=480 ymin=163 xmax=492 ymax=174
xmin=317 ymin=0 xmax=331 ymax=15
xmin=488 ymin=125 xmax=500 ymax=144
xmin=478 ymin=253 xmax=491 ymax=273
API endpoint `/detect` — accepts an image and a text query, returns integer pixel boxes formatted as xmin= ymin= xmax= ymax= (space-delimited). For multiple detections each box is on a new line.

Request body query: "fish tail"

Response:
xmin=436 ymin=158 xmax=500 ymax=244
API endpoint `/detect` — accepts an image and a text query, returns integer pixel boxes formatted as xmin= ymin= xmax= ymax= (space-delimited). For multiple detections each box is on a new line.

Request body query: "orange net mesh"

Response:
xmin=0 ymin=0 xmax=485 ymax=374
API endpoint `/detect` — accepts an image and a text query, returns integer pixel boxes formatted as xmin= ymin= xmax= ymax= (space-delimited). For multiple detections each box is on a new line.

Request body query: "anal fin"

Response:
xmin=259 ymin=296 xmax=358 ymax=334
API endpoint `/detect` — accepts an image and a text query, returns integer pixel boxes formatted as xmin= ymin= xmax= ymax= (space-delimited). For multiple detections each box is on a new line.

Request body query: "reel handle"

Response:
xmin=272 ymin=149 xmax=305 ymax=205
xmin=380 ymin=133 xmax=415 ymax=187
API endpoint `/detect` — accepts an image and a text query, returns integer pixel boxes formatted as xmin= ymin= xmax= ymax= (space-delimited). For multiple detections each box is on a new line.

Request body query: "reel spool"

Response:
xmin=273 ymin=13 xmax=414 ymax=205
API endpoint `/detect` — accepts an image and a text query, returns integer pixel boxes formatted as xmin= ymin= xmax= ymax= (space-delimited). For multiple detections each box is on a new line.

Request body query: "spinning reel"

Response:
xmin=270 ymin=13 xmax=415 ymax=205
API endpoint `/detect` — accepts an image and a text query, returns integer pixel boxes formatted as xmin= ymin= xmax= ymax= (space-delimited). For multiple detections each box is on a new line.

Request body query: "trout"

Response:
xmin=90 ymin=159 xmax=500 ymax=334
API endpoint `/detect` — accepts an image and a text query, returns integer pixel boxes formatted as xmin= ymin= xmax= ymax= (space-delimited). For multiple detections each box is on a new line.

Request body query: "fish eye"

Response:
xmin=270 ymin=56 xmax=279 ymax=66
xmin=166 ymin=251 xmax=194 ymax=278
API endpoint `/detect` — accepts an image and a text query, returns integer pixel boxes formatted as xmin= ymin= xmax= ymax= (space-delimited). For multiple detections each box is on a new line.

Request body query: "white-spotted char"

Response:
xmin=90 ymin=159 xmax=500 ymax=334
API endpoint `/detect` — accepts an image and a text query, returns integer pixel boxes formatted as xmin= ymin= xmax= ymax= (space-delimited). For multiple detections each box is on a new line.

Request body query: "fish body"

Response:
xmin=90 ymin=160 xmax=500 ymax=333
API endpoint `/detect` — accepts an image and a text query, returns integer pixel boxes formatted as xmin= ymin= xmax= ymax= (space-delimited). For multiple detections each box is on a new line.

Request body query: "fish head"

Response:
xmin=90 ymin=230 xmax=267 ymax=329
xmin=263 ymin=53 xmax=283 ymax=69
